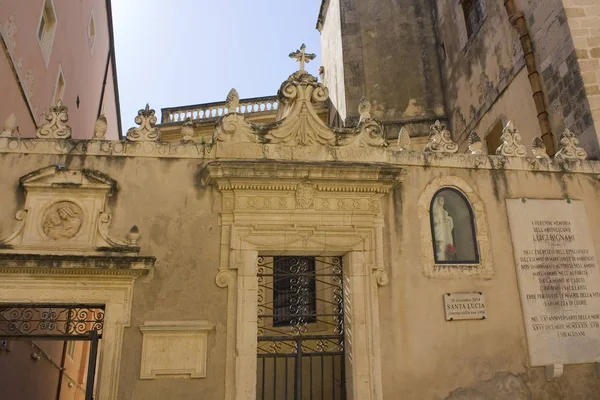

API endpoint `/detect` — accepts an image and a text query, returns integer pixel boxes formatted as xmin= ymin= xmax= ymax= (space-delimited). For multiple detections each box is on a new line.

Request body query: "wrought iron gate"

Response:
xmin=0 ymin=304 xmax=105 ymax=400
xmin=257 ymin=256 xmax=346 ymax=400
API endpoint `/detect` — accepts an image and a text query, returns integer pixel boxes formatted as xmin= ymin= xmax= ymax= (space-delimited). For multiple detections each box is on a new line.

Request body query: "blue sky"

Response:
xmin=112 ymin=0 xmax=323 ymax=131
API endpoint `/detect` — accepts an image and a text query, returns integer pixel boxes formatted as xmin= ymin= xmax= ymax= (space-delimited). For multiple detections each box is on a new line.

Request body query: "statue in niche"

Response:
xmin=432 ymin=196 xmax=456 ymax=261
xmin=42 ymin=201 xmax=83 ymax=240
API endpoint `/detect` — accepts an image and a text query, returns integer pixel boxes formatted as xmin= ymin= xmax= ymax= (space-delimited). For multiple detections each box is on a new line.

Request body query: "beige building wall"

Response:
xmin=0 ymin=135 xmax=599 ymax=398
xmin=0 ymin=0 xmax=121 ymax=140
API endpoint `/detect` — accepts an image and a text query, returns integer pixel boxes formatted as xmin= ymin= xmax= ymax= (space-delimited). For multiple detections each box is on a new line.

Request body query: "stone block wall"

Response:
xmin=318 ymin=0 xmax=447 ymax=138
xmin=556 ymin=0 xmax=600 ymax=158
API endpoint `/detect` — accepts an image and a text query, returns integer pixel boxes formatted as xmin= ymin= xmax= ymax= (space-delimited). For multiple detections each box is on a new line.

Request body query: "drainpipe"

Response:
xmin=503 ymin=0 xmax=556 ymax=154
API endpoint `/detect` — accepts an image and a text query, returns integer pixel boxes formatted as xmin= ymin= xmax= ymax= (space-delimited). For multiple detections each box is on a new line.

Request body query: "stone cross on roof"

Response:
xmin=289 ymin=44 xmax=316 ymax=71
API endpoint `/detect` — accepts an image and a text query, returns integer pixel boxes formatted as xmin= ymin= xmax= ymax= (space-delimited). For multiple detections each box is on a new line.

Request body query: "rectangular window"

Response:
xmin=37 ymin=0 xmax=57 ymax=66
xmin=37 ymin=15 xmax=46 ymax=41
xmin=272 ymin=256 xmax=316 ymax=327
xmin=53 ymin=68 xmax=65 ymax=104
xmin=485 ymin=120 xmax=503 ymax=155
xmin=462 ymin=0 xmax=485 ymax=39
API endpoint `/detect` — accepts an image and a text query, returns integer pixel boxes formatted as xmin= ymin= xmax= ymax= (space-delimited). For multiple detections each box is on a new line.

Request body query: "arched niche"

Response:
xmin=430 ymin=187 xmax=479 ymax=264
xmin=418 ymin=176 xmax=494 ymax=279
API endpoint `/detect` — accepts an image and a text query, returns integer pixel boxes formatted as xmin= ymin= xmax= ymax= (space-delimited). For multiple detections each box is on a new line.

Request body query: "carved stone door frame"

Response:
xmin=203 ymin=161 xmax=404 ymax=400
xmin=0 ymin=263 xmax=150 ymax=399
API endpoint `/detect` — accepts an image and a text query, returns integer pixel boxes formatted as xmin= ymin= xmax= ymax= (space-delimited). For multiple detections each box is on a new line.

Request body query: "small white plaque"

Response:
xmin=443 ymin=292 xmax=486 ymax=321
xmin=139 ymin=321 xmax=214 ymax=379
xmin=507 ymin=199 xmax=600 ymax=366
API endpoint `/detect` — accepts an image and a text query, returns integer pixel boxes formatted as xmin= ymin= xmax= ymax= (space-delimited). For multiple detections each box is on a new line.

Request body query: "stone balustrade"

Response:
xmin=161 ymin=96 xmax=280 ymax=124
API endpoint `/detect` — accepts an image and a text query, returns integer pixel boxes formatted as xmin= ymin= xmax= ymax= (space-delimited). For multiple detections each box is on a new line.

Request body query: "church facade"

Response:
xmin=2 ymin=1 xmax=600 ymax=399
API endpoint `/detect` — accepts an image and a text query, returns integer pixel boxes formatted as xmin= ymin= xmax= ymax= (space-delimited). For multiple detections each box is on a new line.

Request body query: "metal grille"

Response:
xmin=0 ymin=304 xmax=104 ymax=340
xmin=0 ymin=304 xmax=104 ymax=400
xmin=257 ymin=256 xmax=346 ymax=400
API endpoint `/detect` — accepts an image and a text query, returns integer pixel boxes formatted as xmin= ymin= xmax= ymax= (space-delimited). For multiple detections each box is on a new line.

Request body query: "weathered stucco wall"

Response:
xmin=1 ymin=143 xmax=600 ymax=398
xmin=380 ymin=161 xmax=600 ymax=398
xmin=0 ymin=154 xmax=228 ymax=400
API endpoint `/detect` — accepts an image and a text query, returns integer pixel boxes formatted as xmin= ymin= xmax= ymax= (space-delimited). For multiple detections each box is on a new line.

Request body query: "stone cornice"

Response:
xmin=1 ymin=137 xmax=600 ymax=175
xmin=201 ymin=160 xmax=406 ymax=193
xmin=0 ymin=253 xmax=155 ymax=276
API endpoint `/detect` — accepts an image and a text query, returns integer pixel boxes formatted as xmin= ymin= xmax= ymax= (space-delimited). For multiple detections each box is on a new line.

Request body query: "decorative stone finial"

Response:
xmin=554 ymin=129 xmax=587 ymax=161
xmin=1 ymin=113 xmax=18 ymax=137
xmin=531 ymin=137 xmax=549 ymax=159
xmin=226 ymin=89 xmax=239 ymax=113
xmin=496 ymin=120 xmax=526 ymax=157
xmin=181 ymin=118 xmax=194 ymax=142
xmin=126 ymin=104 xmax=160 ymax=142
xmin=424 ymin=120 xmax=458 ymax=154
xmin=468 ymin=131 xmax=483 ymax=155
xmin=289 ymin=44 xmax=316 ymax=72
xmin=396 ymin=127 xmax=411 ymax=150
xmin=127 ymin=225 xmax=140 ymax=246
xmin=92 ymin=114 xmax=108 ymax=139
xmin=36 ymin=100 xmax=72 ymax=139
xmin=358 ymin=96 xmax=371 ymax=122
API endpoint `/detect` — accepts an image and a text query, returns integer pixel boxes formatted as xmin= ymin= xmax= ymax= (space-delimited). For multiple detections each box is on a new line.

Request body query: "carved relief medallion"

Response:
xmin=295 ymin=183 xmax=315 ymax=209
xmin=41 ymin=201 xmax=83 ymax=240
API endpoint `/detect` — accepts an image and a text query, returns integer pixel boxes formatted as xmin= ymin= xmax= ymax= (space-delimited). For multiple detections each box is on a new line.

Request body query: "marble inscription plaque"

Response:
xmin=443 ymin=292 xmax=486 ymax=320
xmin=506 ymin=199 xmax=600 ymax=366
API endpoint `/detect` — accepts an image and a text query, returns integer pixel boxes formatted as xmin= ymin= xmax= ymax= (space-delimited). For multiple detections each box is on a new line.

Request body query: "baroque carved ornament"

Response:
xmin=126 ymin=104 xmax=161 ymax=142
xmin=1 ymin=113 xmax=17 ymax=137
xmin=212 ymin=45 xmax=387 ymax=148
xmin=554 ymin=129 xmax=587 ymax=161
xmin=468 ymin=131 xmax=483 ymax=155
xmin=496 ymin=120 xmax=526 ymax=157
xmin=531 ymin=137 xmax=549 ymax=159
xmin=36 ymin=100 xmax=72 ymax=139
xmin=424 ymin=120 xmax=458 ymax=154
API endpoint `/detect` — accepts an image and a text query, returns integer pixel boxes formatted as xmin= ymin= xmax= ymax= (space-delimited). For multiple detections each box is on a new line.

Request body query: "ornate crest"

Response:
xmin=468 ymin=131 xmax=483 ymax=155
xmin=126 ymin=104 xmax=160 ymax=142
xmin=496 ymin=120 xmax=526 ymax=157
xmin=181 ymin=118 xmax=194 ymax=142
xmin=92 ymin=114 xmax=108 ymax=139
xmin=295 ymin=182 xmax=315 ymax=209
xmin=531 ymin=137 xmax=549 ymax=159
xmin=36 ymin=100 xmax=72 ymax=139
xmin=554 ymin=129 xmax=587 ymax=161
xmin=41 ymin=201 xmax=84 ymax=240
xmin=424 ymin=120 xmax=458 ymax=154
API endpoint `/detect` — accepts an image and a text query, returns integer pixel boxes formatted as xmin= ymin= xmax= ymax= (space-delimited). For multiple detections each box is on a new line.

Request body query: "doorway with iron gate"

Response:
xmin=0 ymin=304 xmax=104 ymax=400
xmin=256 ymin=256 xmax=346 ymax=400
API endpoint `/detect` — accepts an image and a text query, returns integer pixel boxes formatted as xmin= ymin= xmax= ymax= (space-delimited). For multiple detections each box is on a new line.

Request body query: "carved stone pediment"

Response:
xmin=0 ymin=165 xmax=140 ymax=254
xmin=212 ymin=71 xmax=387 ymax=148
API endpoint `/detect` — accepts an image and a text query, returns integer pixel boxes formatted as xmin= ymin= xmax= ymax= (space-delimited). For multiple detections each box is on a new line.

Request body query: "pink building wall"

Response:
xmin=0 ymin=0 xmax=121 ymax=139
